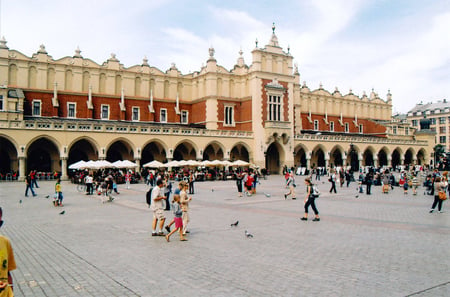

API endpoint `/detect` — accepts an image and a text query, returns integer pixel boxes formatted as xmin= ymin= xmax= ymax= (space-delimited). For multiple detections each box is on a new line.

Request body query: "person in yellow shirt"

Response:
xmin=0 ymin=207 xmax=17 ymax=297
xmin=54 ymin=178 xmax=63 ymax=206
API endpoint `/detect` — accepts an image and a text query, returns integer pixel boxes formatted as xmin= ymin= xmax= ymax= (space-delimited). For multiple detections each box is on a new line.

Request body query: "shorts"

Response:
xmin=153 ymin=208 xmax=165 ymax=220
xmin=174 ymin=217 xmax=183 ymax=229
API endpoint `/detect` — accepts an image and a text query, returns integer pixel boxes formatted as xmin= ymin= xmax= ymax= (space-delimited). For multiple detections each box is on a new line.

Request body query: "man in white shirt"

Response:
xmin=151 ymin=179 xmax=166 ymax=236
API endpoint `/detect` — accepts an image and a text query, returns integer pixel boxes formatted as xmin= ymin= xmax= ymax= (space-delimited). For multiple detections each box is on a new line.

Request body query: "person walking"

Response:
xmin=54 ymin=178 xmax=64 ymax=206
xmin=411 ymin=174 xmax=419 ymax=195
xmin=188 ymin=172 xmax=195 ymax=194
xmin=180 ymin=181 xmax=192 ymax=235
xmin=25 ymin=173 xmax=37 ymax=197
xmin=151 ymin=179 xmax=167 ymax=236
xmin=235 ymin=172 xmax=244 ymax=197
xmin=85 ymin=173 xmax=94 ymax=195
xmin=284 ymin=172 xmax=296 ymax=200
xmin=430 ymin=176 xmax=445 ymax=213
xmin=165 ymin=194 xmax=187 ymax=242
xmin=31 ymin=170 xmax=39 ymax=188
xmin=301 ymin=178 xmax=320 ymax=221
xmin=329 ymin=170 xmax=337 ymax=193
xmin=365 ymin=172 xmax=373 ymax=195
xmin=125 ymin=171 xmax=131 ymax=189
xmin=0 ymin=207 xmax=17 ymax=296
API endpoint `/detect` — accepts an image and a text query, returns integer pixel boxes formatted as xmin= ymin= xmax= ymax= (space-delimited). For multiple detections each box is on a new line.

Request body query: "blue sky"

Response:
xmin=1 ymin=0 xmax=449 ymax=113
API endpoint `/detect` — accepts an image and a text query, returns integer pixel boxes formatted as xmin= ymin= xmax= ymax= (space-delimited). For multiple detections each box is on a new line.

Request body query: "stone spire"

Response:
xmin=73 ymin=46 xmax=82 ymax=58
xmin=0 ymin=37 xmax=8 ymax=49
xmin=37 ymin=44 xmax=48 ymax=54
xmin=268 ymin=22 xmax=279 ymax=47
xmin=208 ymin=46 xmax=216 ymax=62
xmin=236 ymin=48 xmax=245 ymax=67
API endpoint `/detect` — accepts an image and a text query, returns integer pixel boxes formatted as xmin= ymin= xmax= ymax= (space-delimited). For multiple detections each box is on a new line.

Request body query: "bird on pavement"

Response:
xmin=230 ymin=221 xmax=239 ymax=227
xmin=264 ymin=193 xmax=271 ymax=197
xmin=245 ymin=230 xmax=253 ymax=238
xmin=355 ymin=195 xmax=359 ymax=198
xmin=59 ymin=210 xmax=65 ymax=215
xmin=19 ymin=200 xmax=22 ymax=204
xmin=45 ymin=195 xmax=50 ymax=198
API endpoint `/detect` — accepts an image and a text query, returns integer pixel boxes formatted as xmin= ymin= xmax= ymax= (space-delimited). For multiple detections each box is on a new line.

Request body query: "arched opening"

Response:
xmin=311 ymin=147 xmax=326 ymax=169
xmin=265 ymin=142 xmax=282 ymax=174
xmin=363 ymin=149 xmax=374 ymax=167
xmin=347 ymin=144 xmax=359 ymax=172
xmin=417 ymin=149 xmax=426 ymax=165
xmin=378 ymin=149 xmax=388 ymax=167
xmin=203 ymin=143 xmax=224 ymax=160
xmin=107 ymin=141 xmax=133 ymax=162
xmin=404 ymin=149 xmax=414 ymax=167
xmin=294 ymin=147 xmax=307 ymax=167
xmin=230 ymin=144 xmax=249 ymax=162
xmin=331 ymin=149 xmax=343 ymax=167
xmin=68 ymin=139 xmax=97 ymax=165
xmin=142 ymin=142 xmax=167 ymax=164
xmin=173 ymin=142 xmax=196 ymax=161
xmin=392 ymin=149 xmax=401 ymax=169
xmin=27 ymin=138 xmax=60 ymax=173
xmin=0 ymin=137 xmax=18 ymax=175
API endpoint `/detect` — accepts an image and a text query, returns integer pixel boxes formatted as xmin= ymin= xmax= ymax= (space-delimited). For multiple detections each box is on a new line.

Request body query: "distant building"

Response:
xmin=0 ymin=26 xmax=434 ymax=180
xmin=407 ymin=100 xmax=448 ymax=150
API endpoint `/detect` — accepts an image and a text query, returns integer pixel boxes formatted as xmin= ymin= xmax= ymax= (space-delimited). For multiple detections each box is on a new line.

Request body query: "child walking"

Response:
xmin=165 ymin=193 xmax=187 ymax=242
xmin=54 ymin=178 xmax=63 ymax=206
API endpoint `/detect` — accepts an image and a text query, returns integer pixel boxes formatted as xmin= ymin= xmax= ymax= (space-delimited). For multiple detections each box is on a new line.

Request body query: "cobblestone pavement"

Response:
xmin=0 ymin=175 xmax=449 ymax=297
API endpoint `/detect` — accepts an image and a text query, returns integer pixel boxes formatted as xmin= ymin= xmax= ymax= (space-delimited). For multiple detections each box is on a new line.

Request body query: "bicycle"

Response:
xmin=77 ymin=183 xmax=87 ymax=193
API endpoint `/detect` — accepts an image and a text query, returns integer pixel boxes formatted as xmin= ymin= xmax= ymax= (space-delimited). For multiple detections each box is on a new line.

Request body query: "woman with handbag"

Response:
xmin=430 ymin=176 xmax=445 ymax=213
xmin=301 ymin=178 xmax=320 ymax=221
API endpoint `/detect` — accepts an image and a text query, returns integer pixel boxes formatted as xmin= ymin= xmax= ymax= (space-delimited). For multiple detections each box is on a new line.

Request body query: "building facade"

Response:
xmin=407 ymin=100 xmax=449 ymax=152
xmin=0 ymin=26 xmax=434 ymax=180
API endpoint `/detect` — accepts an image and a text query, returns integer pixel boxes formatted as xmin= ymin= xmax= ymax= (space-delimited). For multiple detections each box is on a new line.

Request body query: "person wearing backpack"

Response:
xmin=151 ymin=179 xmax=167 ymax=236
xmin=301 ymin=178 xmax=320 ymax=221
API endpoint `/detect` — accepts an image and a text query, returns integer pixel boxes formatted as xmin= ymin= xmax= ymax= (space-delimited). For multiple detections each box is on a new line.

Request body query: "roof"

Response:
xmin=409 ymin=99 xmax=450 ymax=114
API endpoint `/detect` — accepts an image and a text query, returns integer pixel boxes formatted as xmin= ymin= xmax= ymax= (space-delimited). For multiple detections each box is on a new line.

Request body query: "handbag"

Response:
xmin=438 ymin=191 xmax=447 ymax=200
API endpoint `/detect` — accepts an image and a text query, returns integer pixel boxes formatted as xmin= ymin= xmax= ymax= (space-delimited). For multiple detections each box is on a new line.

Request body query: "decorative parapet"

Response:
xmin=294 ymin=133 xmax=428 ymax=146
xmin=12 ymin=117 xmax=253 ymax=138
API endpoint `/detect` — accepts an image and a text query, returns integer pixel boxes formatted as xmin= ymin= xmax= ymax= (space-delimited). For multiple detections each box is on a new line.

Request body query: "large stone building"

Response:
xmin=407 ymin=100 xmax=449 ymax=152
xmin=0 ymin=26 xmax=434 ymax=180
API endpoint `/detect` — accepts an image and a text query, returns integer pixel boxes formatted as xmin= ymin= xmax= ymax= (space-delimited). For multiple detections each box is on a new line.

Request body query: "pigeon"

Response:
xmin=19 ymin=200 xmax=22 ymax=204
xmin=59 ymin=210 xmax=65 ymax=215
xmin=245 ymin=230 xmax=253 ymax=238
xmin=264 ymin=193 xmax=271 ymax=197
xmin=211 ymin=189 xmax=214 ymax=192
xmin=230 ymin=220 xmax=239 ymax=227
xmin=45 ymin=195 xmax=50 ymax=198
xmin=355 ymin=195 xmax=359 ymax=198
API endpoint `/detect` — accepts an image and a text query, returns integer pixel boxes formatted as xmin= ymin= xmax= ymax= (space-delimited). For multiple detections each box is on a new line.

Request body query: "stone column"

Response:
xmin=19 ymin=157 xmax=26 ymax=181
xmin=60 ymin=157 xmax=68 ymax=180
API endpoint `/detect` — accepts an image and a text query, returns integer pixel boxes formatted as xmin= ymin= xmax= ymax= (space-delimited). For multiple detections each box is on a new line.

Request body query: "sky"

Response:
xmin=1 ymin=0 xmax=449 ymax=114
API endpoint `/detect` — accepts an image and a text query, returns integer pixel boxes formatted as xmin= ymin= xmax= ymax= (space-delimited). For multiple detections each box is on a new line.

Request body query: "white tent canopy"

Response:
xmin=143 ymin=160 xmax=165 ymax=168
xmin=112 ymin=160 xmax=138 ymax=168
xmin=68 ymin=160 xmax=87 ymax=170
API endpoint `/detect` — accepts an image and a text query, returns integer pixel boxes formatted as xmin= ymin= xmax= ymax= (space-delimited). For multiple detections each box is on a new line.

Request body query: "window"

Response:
xmin=32 ymin=100 xmax=41 ymax=116
xmin=67 ymin=103 xmax=76 ymax=118
xmin=160 ymin=108 xmax=167 ymax=123
xmin=132 ymin=107 xmax=140 ymax=121
xmin=405 ymin=127 xmax=409 ymax=135
xmin=440 ymin=117 xmax=446 ymax=124
xmin=329 ymin=121 xmax=334 ymax=132
xmin=430 ymin=118 xmax=436 ymax=125
xmin=359 ymin=124 xmax=363 ymax=134
xmin=224 ymin=106 xmax=234 ymax=126
xmin=412 ymin=120 xmax=418 ymax=127
xmin=268 ymin=95 xmax=281 ymax=121
xmin=440 ymin=136 xmax=446 ymax=144
xmin=0 ymin=95 xmax=3 ymax=110
xmin=345 ymin=123 xmax=349 ymax=133
xmin=393 ymin=126 xmax=397 ymax=134
xmin=101 ymin=105 xmax=109 ymax=120
xmin=440 ymin=126 xmax=446 ymax=134
xmin=313 ymin=120 xmax=319 ymax=131
xmin=181 ymin=110 xmax=188 ymax=124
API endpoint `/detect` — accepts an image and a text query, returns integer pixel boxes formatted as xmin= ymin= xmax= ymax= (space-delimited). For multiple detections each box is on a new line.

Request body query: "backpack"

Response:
xmin=311 ymin=184 xmax=320 ymax=198
xmin=146 ymin=187 xmax=153 ymax=205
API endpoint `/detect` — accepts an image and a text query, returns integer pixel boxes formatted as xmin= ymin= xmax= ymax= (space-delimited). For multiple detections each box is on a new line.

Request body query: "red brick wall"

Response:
xmin=217 ymin=99 xmax=252 ymax=131
xmin=191 ymin=101 xmax=206 ymax=124
xmin=300 ymin=113 xmax=387 ymax=137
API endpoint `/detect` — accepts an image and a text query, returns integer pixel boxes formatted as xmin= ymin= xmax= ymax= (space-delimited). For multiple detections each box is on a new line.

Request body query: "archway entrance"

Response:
xmin=27 ymin=138 xmax=59 ymax=173
xmin=0 ymin=137 xmax=17 ymax=175
xmin=265 ymin=142 xmax=281 ymax=174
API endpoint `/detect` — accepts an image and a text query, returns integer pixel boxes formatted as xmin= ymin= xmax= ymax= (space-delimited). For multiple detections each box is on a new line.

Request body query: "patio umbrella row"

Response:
xmin=68 ymin=160 xmax=138 ymax=170
xmin=69 ymin=159 xmax=251 ymax=170
xmin=142 ymin=159 xmax=251 ymax=168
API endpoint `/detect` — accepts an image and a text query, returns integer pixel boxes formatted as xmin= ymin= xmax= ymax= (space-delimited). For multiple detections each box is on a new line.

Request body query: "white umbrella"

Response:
xmin=112 ymin=160 xmax=124 ymax=168
xmin=143 ymin=160 xmax=165 ymax=168
xmin=232 ymin=160 xmax=250 ymax=166
xmin=165 ymin=160 xmax=181 ymax=167
xmin=185 ymin=160 xmax=201 ymax=166
xmin=119 ymin=160 xmax=138 ymax=168
xmin=96 ymin=160 xmax=114 ymax=169
xmin=82 ymin=160 xmax=99 ymax=169
xmin=68 ymin=160 xmax=87 ymax=170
